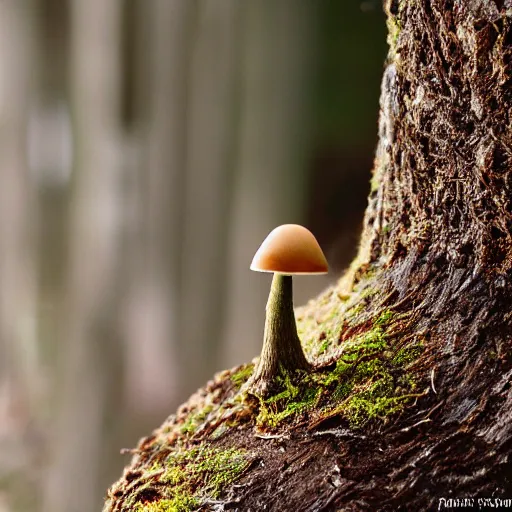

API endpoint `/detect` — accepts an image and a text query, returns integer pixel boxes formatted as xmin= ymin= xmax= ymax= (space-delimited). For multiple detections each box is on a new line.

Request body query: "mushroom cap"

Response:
xmin=250 ymin=224 xmax=328 ymax=275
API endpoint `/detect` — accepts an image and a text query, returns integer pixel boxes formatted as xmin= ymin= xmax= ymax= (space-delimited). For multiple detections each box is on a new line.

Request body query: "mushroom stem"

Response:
xmin=249 ymin=273 xmax=310 ymax=394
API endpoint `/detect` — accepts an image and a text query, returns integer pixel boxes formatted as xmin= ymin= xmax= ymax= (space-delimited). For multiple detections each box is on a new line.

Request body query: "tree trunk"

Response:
xmin=179 ymin=0 xmax=241 ymax=392
xmin=119 ymin=0 xmax=192 ymax=420
xmin=104 ymin=2 xmax=512 ymax=511
xmin=43 ymin=2 xmax=123 ymax=511
xmin=0 ymin=2 xmax=40 ymax=510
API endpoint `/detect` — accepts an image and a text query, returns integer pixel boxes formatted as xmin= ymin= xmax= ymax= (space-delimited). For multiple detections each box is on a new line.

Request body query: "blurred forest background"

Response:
xmin=0 ymin=1 xmax=386 ymax=510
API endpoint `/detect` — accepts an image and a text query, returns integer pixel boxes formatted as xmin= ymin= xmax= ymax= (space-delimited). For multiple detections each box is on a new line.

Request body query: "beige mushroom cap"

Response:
xmin=250 ymin=224 xmax=328 ymax=275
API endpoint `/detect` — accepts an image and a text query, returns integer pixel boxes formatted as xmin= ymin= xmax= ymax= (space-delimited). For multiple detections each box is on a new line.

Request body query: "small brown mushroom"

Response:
xmin=247 ymin=224 xmax=328 ymax=395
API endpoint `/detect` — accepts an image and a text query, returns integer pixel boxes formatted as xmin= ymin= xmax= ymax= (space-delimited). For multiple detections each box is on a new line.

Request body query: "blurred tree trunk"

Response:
xmin=42 ymin=1 xmax=122 ymax=511
xmin=0 ymin=1 xmax=39 ymax=510
xmin=120 ymin=0 xmax=193 ymax=417
xmin=179 ymin=0 xmax=241 ymax=392
xmin=0 ymin=0 xmax=38 ymax=418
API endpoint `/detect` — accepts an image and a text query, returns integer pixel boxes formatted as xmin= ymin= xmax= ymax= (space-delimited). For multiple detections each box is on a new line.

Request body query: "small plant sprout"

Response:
xmin=247 ymin=224 xmax=328 ymax=395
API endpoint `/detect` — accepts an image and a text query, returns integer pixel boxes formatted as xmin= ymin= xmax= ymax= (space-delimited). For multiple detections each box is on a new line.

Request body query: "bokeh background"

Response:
xmin=0 ymin=1 xmax=386 ymax=510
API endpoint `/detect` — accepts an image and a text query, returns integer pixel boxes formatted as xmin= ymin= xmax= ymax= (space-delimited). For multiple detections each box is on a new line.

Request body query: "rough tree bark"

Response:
xmin=104 ymin=1 xmax=512 ymax=511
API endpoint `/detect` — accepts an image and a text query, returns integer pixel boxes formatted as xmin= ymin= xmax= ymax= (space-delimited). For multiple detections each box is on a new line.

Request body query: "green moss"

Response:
xmin=340 ymin=327 xmax=388 ymax=363
xmin=354 ymin=358 xmax=386 ymax=378
xmin=133 ymin=444 xmax=248 ymax=511
xmin=375 ymin=309 xmax=393 ymax=326
xmin=264 ymin=371 xmax=300 ymax=404
xmin=397 ymin=372 xmax=417 ymax=391
xmin=321 ymin=310 xmax=425 ymax=427
xmin=135 ymin=497 xmax=198 ymax=512
xmin=332 ymin=381 xmax=353 ymax=401
xmin=345 ymin=393 xmax=407 ymax=427
xmin=257 ymin=388 xmax=321 ymax=428
xmin=231 ymin=364 xmax=254 ymax=388
xmin=317 ymin=337 xmax=330 ymax=355
xmin=297 ymin=286 xmax=387 ymax=359
xmin=256 ymin=312 xmax=397 ymax=428
xmin=189 ymin=446 xmax=247 ymax=496
xmin=392 ymin=342 xmax=424 ymax=366
xmin=256 ymin=306 xmax=424 ymax=430
xmin=359 ymin=287 xmax=377 ymax=300
xmin=386 ymin=16 xmax=401 ymax=49
xmin=386 ymin=0 xmax=409 ymax=56
xmin=256 ymin=371 xmax=321 ymax=428
xmin=370 ymin=172 xmax=380 ymax=193
xmin=322 ymin=359 xmax=352 ymax=387
xmin=321 ymin=370 xmax=420 ymax=429
xmin=179 ymin=405 xmax=213 ymax=435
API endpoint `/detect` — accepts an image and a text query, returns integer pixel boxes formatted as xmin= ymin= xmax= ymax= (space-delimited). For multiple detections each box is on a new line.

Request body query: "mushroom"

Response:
xmin=247 ymin=224 xmax=328 ymax=395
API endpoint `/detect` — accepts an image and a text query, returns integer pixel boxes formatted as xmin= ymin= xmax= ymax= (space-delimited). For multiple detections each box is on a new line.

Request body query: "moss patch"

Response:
xmin=230 ymin=364 xmax=254 ymax=388
xmin=387 ymin=15 xmax=402 ymax=51
xmin=385 ymin=0 xmax=407 ymax=55
xmin=256 ymin=371 xmax=322 ymax=428
xmin=132 ymin=443 xmax=249 ymax=512
xmin=392 ymin=342 xmax=424 ymax=366
xmin=256 ymin=307 xmax=425 ymax=430
xmin=135 ymin=497 xmax=197 ymax=512
xmin=179 ymin=404 xmax=213 ymax=435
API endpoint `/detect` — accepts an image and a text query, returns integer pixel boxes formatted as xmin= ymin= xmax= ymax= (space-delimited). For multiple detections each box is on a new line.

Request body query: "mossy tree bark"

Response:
xmin=105 ymin=2 xmax=512 ymax=511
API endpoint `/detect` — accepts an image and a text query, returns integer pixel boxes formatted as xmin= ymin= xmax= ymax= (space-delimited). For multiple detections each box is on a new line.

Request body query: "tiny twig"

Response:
xmin=400 ymin=418 xmax=432 ymax=432
xmin=313 ymin=428 xmax=366 ymax=439
xmin=431 ymin=368 xmax=437 ymax=394
xmin=254 ymin=432 xmax=289 ymax=440
xmin=424 ymin=400 xmax=444 ymax=419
